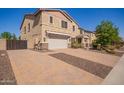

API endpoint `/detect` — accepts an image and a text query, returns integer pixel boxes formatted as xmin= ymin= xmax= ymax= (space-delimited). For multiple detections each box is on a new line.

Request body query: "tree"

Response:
xmin=0 ymin=32 xmax=17 ymax=40
xmin=0 ymin=32 xmax=12 ymax=40
xmin=11 ymin=33 xmax=17 ymax=40
xmin=18 ymin=36 xmax=21 ymax=40
xmin=95 ymin=20 xmax=121 ymax=46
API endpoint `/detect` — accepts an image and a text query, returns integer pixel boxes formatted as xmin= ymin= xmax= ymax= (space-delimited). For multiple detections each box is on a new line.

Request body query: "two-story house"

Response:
xmin=77 ymin=28 xmax=96 ymax=48
xmin=20 ymin=9 xmax=96 ymax=50
xmin=20 ymin=9 xmax=80 ymax=49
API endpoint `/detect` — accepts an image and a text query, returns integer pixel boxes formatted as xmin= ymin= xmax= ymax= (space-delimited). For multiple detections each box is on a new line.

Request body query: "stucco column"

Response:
xmin=0 ymin=39 xmax=6 ymax=50
xmin=81 ymin=38 xmax=84 ymax=48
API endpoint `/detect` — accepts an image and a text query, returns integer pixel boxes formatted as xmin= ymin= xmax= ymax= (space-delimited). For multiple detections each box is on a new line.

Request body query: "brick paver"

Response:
xmin=7 ymin=48 xmax=120 ymax=84
xmin=49 ymin=53 xmax=112 ymax=79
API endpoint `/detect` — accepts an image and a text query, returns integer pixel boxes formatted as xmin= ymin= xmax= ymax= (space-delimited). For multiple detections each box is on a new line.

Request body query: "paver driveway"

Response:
xmin=7 ymin=48 xmax=120 ymax=84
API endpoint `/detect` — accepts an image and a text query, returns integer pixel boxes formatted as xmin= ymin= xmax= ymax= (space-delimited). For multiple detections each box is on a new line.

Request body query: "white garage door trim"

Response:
xmin=48 ymin=38 xmax=68 ymax=49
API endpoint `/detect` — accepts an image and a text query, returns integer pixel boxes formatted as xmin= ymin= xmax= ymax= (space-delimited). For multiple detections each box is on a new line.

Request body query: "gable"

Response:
xmin=20 ymin=9 xmax=79 ymax=30
xmin=33 ymin=12 xmax=41 ymax=27
xmin=20 ymin=14 xmax=34 ymax=30
xmin=38 ymin=9 xmax=79 ymax=26
xmin=45 ymin=11 xmax=72 ymax=22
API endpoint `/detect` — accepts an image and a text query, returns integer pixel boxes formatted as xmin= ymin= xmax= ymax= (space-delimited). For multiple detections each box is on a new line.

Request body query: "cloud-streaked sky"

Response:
xmin=0 ymin=8 xmax=124 ymax=38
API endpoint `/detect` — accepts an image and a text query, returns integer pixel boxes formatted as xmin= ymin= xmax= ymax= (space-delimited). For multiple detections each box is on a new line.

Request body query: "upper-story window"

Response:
xmin=73 ymin=26 xmax=75 ymax=31
xmin=49 ymin=16 xmax=53 ymax=23
xmin=24 ymin=26 xmax=26 ymax=34
xmin=28 ymin=23 xmax=30 ymax=32
xmin=61 ymin=20 xmax=68 ymax=28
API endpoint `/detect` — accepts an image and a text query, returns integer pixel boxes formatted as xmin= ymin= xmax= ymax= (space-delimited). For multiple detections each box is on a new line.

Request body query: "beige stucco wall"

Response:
xmin=27 ymin=24 xmax=42 ymax=49
xmin=91 ymin=33 xmax=96 ymax=42
xmin=80 ymin=29 xmax=96 ymax=48
xmin=41 ymin=11 xmax=80 ymax=44
xmin=21 ymin=13 xmax=42 ymax=49
xmin=0 ymin=39 xmax=6 ymax=50
xmin=84 ymin=32 xmax=96 ymax=43
xmin=21 ymin=17 xmax=34 ymax=40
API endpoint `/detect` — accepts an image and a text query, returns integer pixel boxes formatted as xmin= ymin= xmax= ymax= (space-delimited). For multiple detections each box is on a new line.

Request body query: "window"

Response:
xmin=24 ymin=26 xmax=26 ymax=34
xmin=28 ymin=23 xmax=30 ymax=32
xmin=61 ymin=20 xmax=68 ymax=28
xmin=50 ymin=16 xmax=53 ymax=23
xmin=73 ymin=26 xmax=75 ymax=31
xmin=43 ymin=37 xmax=46 ymax=42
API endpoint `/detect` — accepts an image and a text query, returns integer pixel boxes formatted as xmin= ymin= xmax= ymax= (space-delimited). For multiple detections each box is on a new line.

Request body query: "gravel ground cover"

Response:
xmin=90 ymin=49 xmax=124 ymax=57
xmin=0 ymin=50 xmax=16 ymax=85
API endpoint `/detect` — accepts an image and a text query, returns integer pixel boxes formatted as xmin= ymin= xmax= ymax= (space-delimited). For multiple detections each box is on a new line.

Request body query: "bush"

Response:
xmin=92 ymin=41 xmax=97 ymax=49
xmin=71 ymin=41 xmax=81 ymax=48
xmin=92 ymin=43 xmax=97 ymax=49
xmin=92 ymin=42 xmax=102 ymax=50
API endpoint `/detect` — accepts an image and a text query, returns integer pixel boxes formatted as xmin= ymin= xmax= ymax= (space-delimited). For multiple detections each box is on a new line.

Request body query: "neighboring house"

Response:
xmin=20 ymin=8 xmax=96 ymax=50
xmin=77 ymin=28 xmax=96 ymax=48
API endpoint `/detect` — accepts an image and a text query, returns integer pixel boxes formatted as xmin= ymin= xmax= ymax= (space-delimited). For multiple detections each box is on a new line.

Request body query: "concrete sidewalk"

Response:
xmin=102 ymin=55 xmax=124 ymax=84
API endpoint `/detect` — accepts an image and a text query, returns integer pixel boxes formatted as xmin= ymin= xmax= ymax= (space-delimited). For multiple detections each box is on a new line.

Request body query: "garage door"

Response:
xmin=48 ymin=38 xmax=68 ymax=49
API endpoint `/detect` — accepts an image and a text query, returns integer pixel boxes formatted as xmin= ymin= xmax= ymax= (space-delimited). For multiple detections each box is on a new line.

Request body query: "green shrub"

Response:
xmin=92 ymin=43 xmax=97 ymax=49
xmin=92 ymin=41 xmax=97 ymax=49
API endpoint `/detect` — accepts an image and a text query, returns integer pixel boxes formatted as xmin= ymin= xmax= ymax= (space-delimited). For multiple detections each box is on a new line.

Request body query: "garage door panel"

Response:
xmin=48 ymin=38 xmax=68 ymax=49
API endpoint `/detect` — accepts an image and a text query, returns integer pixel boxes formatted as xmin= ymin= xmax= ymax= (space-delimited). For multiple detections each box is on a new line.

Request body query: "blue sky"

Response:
xmin=0 ymin=8 xmax=124 ymax=38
